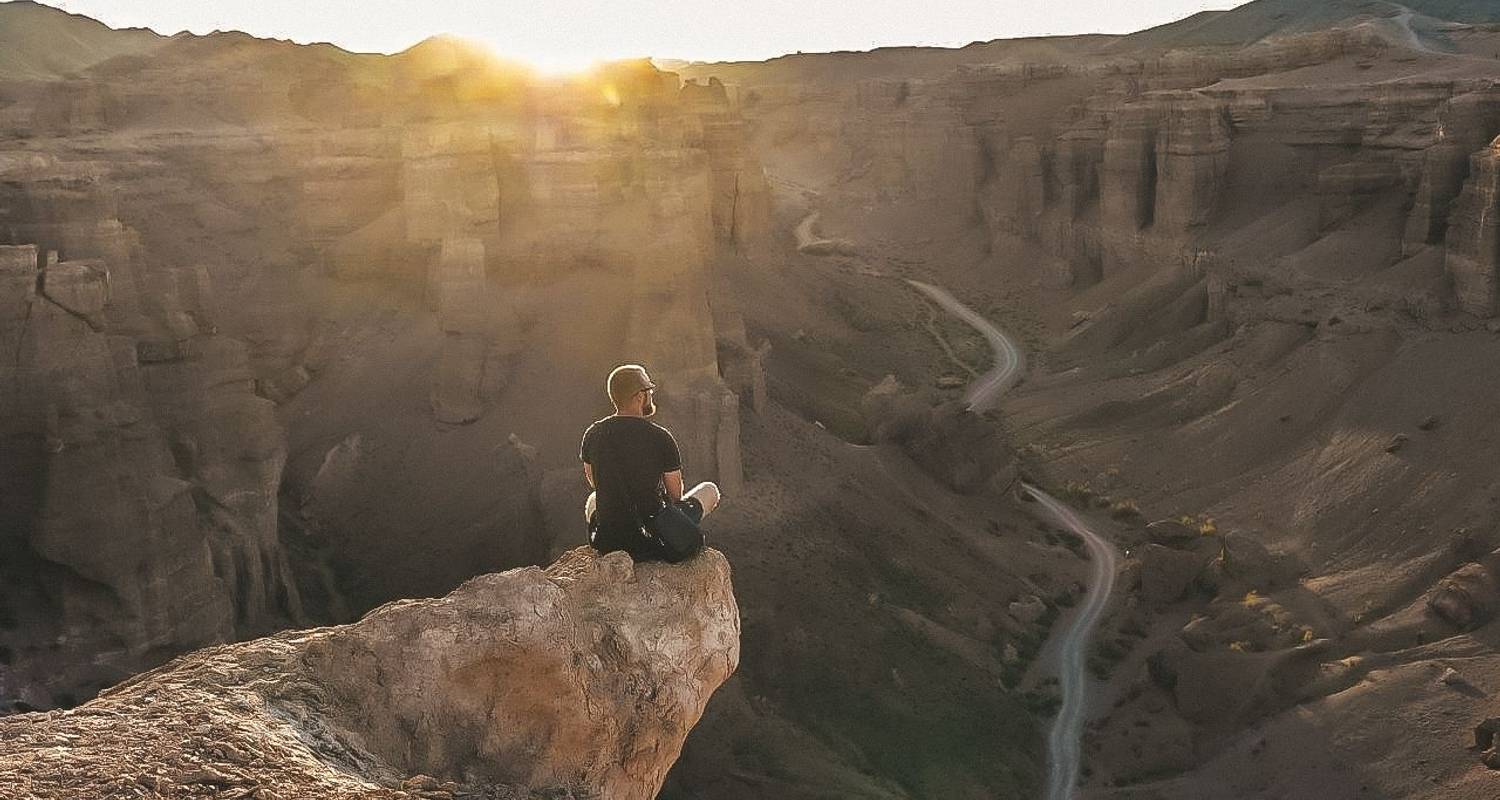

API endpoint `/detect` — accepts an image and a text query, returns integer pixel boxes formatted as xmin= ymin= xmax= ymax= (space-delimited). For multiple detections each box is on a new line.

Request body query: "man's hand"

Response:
xmin=583 ymin=462 xmax=595 ymax=489
xmin=663 ymin=470 xmax=684 ymax=502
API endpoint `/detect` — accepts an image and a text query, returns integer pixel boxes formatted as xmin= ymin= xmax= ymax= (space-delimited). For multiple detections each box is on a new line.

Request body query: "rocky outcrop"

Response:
xmin=426 ymin=237 xmax=519 ymax=424
xmin=862 ymin=377 xmax=1018 ymax=494
xmin=1428 ymin=558 xmax=1500 ymax=629
xmin=1100 ymin=92 xmax=1230 ymax=236
xmin=0 ymin=145 xmax=305 ymax=710
xmin=0 ymin=49 xmax=759 ymax=691
xmin=1139 ymin=543 xmax=1213 ymax=604
xmin=0 ymin=547 xmax=740 ymax=800
xmin=1475 ymin=718 xmax=1500 ymax=770
xmin=985 ymin=136 xmax=1048 ymax=237
xmin=1445 ymin=137 xmax=1500 ymax=317
xmin=1101 ymin=102 xmax=1161 ymax=234
xmin=971 ymin=88 xmax=1230 ymax=288
xmin=841 ymin=78 xmax=981 ymax=205
xmin=1052 ymin=119 xmax=1107 ymax=220
xmin=1317 ymin=160 xmax=1405 ymax=228
xmin=683 ymin=77 xmax=774 ymax=254
xmin=1154 ymin=93 xmax=1231 ymax=232
xmin=1404 ymin=87 xmax=1500 ymax=253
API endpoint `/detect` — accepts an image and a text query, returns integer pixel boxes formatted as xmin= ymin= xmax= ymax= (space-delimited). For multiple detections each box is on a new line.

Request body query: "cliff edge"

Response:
xmin=0 ymin=547 xmax=740 ymax=800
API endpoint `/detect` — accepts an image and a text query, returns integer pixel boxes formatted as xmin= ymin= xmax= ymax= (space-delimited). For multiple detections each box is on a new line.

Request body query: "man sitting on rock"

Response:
xmin=580 ymin=364 xmax=720 ymax=561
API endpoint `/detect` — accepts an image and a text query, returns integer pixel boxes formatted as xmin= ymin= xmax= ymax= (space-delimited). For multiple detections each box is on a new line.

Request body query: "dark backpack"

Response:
xmin=643 ymin=501 xmax=704 ymax=563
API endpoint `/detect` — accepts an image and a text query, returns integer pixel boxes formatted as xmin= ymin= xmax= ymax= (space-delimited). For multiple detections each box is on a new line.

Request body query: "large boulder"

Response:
xmin=862 ymin=378 xmax=1018 ymax=494
xmin=1429 ymin=561 xmax=1500 ymax=629
xmin=1139 ymin=543 xmax=1211 ymax=604
xmin=0 ymin=548 xmax=741 ymax=800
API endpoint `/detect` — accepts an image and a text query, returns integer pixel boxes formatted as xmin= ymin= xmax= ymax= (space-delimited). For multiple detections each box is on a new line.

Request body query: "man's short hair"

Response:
xmin=607 ymin=364 xmax=657 ymax=409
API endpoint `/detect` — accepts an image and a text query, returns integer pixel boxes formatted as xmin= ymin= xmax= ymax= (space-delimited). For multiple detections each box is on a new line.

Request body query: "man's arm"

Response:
xmin=662 ymin=469 xmax=684 ymax=502
xmin=579 ymin=424 xmax=595 ymax=488
xmin=659 ymin=426 xmax=684 ymax=502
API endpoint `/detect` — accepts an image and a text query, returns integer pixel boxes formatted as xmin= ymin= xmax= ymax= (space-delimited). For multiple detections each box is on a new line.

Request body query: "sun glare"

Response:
xmin=488 ymin=44 xmax=608 ymax=77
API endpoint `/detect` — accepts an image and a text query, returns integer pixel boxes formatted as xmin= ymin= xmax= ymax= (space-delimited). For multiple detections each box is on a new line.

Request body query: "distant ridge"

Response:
xmin=1113 ymin=0 xmax=1500 ymax=51
xmin=0 ymin=0 xmax=163 ymax=81
xmin=6 ymin=0 xmax=1499 ymax=87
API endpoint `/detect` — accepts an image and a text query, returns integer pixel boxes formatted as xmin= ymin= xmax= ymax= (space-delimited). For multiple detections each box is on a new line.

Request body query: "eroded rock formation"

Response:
xmin=1405 ymin=87 xmax=1500 ymax=252
xmin=0 ymin=156 xmax=298 ymax=709
xmin=1428 ymin=555 xmax=1500 ymax=629
xmin=0 ymin=35 xmax=770 ymax=709
xmin=0 ymin=547 xmax=740 ymax=800
xmin=861 ymin=376 xmax=1018 ymax=494
xmin=1445 ymin=137 xmax=1500 ymax=317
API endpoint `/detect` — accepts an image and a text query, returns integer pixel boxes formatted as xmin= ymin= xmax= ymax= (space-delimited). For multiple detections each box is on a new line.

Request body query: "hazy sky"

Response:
xmin=43 ymin=0 xmax=1237 ymax=72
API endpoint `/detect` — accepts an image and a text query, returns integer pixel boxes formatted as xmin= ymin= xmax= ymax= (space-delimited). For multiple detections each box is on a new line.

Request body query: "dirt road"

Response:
xmin=908 ymin=278 xmax=1117 ymax=800
xmin=904 ymin=280 xmax=1025 ymax=411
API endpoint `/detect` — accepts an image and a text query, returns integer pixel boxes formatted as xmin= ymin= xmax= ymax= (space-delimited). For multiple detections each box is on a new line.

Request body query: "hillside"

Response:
xmin=0 ymin=0 xmax=162 ymax=81
xmin=664 ymin=34 xmax=1116 ymax=86
xmin=1114 ymin=0 xmax=1500 ymax=51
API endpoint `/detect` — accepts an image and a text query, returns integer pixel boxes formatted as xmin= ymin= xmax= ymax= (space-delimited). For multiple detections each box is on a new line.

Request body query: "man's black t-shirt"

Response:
xmin=579 ymin=415 xmax=682 ymax=547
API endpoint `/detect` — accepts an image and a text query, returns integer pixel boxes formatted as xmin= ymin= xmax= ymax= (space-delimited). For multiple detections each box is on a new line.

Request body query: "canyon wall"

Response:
xmin=0 ymin=156 xmax=299 ymax=708
xmin=0 ymin=38 xmax=770 ymax=710
xmin=1444 ymin=135 xmax=1500 ymax=316
xmin=713 ymin=26 xmax=1500 ymax=320
xmin=677 ymin=26 xmax=1500 ymax=793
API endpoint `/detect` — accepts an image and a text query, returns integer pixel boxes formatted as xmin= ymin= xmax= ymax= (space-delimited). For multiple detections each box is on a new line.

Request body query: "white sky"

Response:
xmin=41 ymin=0 xmax=1237 ymax=73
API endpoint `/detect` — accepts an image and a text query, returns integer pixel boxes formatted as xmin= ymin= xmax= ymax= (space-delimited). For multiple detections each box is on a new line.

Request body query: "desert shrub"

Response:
xmin=1000 ymin=662 xmax=1024 ymax=689
xmin=1088 ymin=637 xmax=1131 ymax=679
xmin=1109 ymin=499 xmax=1142 ymax=520
xmin=1060 ymin=481 xmax=1095 ymax=505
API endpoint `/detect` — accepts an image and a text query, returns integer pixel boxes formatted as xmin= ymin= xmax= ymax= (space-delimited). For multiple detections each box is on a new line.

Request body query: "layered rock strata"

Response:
xmin=1405 ymin=87 xmax=1500 ymax=252
xmin=1 ymin=45 xmax=770 ymax=710
xmin=0 ymin=548 xmax=741 ymax=800
xmin=1445 ymin=137 xmax=1500 ymax=316
xmin=0 ymin=148 xmax=302 ymax=709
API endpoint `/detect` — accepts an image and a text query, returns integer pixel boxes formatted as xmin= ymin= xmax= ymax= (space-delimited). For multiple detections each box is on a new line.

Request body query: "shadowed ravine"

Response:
xmin=910 ymin=278 xmax=1119 ymax=800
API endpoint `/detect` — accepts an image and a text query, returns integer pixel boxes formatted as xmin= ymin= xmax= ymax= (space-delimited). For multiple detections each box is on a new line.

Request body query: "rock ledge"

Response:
xmin=0 ymin=547 xmax=740 ymax=800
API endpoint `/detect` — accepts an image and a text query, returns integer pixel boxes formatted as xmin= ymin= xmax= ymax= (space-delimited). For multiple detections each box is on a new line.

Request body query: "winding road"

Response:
xmin=905 ymin=280 xmax=1025 ymax=412
xmin=906 ymin=278 xmax=1119 ymax=800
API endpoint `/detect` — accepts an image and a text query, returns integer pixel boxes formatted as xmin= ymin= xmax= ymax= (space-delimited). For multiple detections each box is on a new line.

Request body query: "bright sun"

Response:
xmin=484 ymin=42 xmax=610 ymax=76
